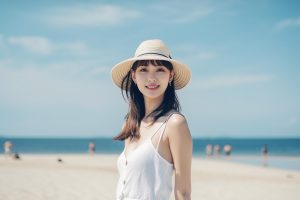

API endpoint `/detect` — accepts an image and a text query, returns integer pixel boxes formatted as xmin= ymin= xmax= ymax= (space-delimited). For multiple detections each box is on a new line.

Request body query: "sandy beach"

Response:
xmin=1 ymin=154 xmax=300 ymax=200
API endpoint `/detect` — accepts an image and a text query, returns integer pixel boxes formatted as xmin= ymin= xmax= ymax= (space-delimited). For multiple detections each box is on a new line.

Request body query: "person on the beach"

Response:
xmin=214 ymin=144 xmax=221 ymax=157
xmin=223 ymin=144 xmax=232 ymax=156
xmin=88 ymin=142 xmax=96 ymax=155
xmin=261 ymin=144 xmax=268 ymax=167
xmin=3 ymin=140 xmax=13 ymax=159
xmin=206 ymin=144 xmax=213 ymax=156
xmin=261 ymin=144 xmax=268 ymax=156
xmin=112 ymin=39 xmax=192 ymax=200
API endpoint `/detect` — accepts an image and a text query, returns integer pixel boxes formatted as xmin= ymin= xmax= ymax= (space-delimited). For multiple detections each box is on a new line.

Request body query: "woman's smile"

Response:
xmin=146 ymin=84 xmax=160 ymax=90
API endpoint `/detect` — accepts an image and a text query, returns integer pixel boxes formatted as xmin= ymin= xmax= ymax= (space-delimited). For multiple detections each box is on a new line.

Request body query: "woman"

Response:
xmin=111 ymin=39 xmax=192 ymax=200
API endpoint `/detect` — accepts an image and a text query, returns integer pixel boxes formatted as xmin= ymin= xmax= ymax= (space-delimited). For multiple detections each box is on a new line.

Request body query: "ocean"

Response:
xmin=1 ymin=137 xmax=300 ymax=171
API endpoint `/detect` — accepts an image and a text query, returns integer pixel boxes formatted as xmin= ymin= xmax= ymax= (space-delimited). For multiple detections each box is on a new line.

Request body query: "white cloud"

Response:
xmin=8 ymin=36 xmax=53 ymax=54
xmin=57 ymin=41 xmax=91 ymax=55
xmin=276 ymin=17 xmax=300 ymax=30
xmin=41 ymin=60 xmax=110 ymax=80
xmin=45 ymin=5 xmax=141 ymax=27
xmin=150 ymin=3 xmax=214 ymax=24
xmin=6 ymin=36 xmax=92 ymax=56
xmin=195 ymin=74 xmax=274 ymax=90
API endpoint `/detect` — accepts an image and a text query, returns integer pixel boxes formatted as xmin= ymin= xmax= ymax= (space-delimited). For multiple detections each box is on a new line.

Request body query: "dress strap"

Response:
xmin=150 ymin=112 xmax=177 ymax=140
xmin=154 ymin=112 xmax=181 ymax=150
xmin=156 ymin=124 xmax=167 ymax=150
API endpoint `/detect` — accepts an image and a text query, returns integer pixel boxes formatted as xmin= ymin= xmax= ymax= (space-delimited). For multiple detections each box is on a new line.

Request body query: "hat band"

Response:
xmin=137 ymin=52 xmax=172 ymax=59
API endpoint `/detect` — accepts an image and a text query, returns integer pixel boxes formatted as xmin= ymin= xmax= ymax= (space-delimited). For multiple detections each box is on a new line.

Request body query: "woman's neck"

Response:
xmin=144 ymin=95 xmax=164 ymax=118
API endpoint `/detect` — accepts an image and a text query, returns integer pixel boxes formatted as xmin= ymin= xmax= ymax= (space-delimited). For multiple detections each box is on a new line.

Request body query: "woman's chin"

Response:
xmin=142 ymin=92 xmax=165 ymax=100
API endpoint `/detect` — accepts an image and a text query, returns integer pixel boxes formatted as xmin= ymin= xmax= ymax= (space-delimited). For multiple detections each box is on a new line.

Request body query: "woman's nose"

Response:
xmin=147 ymin=74 xmax=158 ymax=83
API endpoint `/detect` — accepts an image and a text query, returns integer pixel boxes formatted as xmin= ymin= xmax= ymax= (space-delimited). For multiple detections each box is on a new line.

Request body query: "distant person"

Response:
xmin=261 ymin=144 xmax=268 ymax=155
xmin=89 ymin=142 xmax=96 ymax=155
xmin=3 ymin=140 xmax=13 ymax=159
xmin=214 ymin=144 xmax=221 ymax=157
xmin=206 ymin=144 xmax=213 ymax=156
xmin=223 ymin=144 xmax=232 ymax=156
xmin=261 ymin=144 xmax=268 ymax=167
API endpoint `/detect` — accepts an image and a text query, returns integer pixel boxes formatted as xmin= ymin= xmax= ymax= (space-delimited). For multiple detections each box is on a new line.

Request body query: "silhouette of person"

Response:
xmin=223 ymin=144 xmax=232 ymax=156
xmin=89 ymin=142 xmax=96 ymax=155
xmin=3 ymin=141 xmax=13 ymax=159
xmin=214 ymin=144 xmax=221 ymax=157
xmin=261 ymin=144 xmax=268 ymax=167
xmin=205 ymin=144 xmax=213 ymax=157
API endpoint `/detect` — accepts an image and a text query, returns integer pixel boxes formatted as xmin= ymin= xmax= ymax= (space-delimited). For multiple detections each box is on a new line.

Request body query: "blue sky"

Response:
xmin=0 ymin=0 xmax=299 ymax=138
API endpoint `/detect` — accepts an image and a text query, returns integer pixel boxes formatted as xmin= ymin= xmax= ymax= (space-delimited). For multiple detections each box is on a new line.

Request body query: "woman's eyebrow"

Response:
xmin=138 ymin=65 xmax=165 ymax=68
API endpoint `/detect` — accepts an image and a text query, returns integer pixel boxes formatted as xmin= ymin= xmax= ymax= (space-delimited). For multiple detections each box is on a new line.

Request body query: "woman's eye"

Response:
xmin=139 ymin=68 xmax=147 ymax=72
xmin=157 ymin=68 xmax=166 ymax=72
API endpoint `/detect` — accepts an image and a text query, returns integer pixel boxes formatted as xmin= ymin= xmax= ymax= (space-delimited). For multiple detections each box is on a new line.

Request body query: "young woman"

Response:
xmin=111 ymin=39 xmax=192 ymax=200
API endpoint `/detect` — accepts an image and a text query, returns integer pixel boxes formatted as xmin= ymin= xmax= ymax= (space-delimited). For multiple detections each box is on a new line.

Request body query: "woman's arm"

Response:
xmin=167 ymin=114 xmax=193 ymax=200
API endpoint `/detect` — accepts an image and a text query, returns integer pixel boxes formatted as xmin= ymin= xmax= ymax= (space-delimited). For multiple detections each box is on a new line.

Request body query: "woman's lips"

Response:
xmin=146 ymin=85 xmax=160 ymax=90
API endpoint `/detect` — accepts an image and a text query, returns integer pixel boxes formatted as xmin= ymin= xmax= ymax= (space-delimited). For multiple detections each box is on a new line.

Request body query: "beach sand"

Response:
xmin=1 ymin=154 xmax=300 ymax=200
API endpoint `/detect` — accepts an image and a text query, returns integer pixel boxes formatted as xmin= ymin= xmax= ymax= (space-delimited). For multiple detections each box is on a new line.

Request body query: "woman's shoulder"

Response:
xmin=166 ymin=111 xmax=187 ymax=125
xmin=163 ymin=111 xmax=189 ymax=137
xmin=165 ymin=112 xmax=192 ymax=144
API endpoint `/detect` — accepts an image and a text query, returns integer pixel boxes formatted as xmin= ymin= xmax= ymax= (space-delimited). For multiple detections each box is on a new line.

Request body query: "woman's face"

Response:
xmin=132 ymin=62 xmax=174 ymax=100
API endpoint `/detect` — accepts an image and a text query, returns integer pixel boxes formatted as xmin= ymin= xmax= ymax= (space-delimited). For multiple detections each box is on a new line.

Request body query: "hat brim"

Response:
xmin=111 ymin=55 xmax=191 ymax=90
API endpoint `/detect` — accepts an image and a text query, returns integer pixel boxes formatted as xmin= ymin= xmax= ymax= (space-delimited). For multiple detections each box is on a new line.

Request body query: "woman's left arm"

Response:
xmin=167 ymin=114 xmax=193 ymax=200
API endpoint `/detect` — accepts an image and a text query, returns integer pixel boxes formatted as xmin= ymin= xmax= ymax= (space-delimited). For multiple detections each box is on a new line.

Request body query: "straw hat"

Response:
xmin=111 ymin=39 xmax=191 ymax=90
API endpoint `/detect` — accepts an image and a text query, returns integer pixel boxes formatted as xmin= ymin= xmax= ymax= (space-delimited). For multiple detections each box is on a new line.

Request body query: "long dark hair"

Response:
xmin=113 ymin=60 xmax=181 ymax=141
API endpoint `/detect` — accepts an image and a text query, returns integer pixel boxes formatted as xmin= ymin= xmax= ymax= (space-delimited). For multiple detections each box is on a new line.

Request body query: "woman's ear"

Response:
xmin=131 ymin=70 xmax=136 ymax=84
xmin=170 ymin=70 xmax=175 ymax=82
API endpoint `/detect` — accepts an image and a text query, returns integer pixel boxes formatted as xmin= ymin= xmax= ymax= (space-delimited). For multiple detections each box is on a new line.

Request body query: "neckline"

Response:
xmin=122 ymin=139 xmax=174 ymax=167
xmin=123 ymin=120 xmax=167 ymax=159
xmin=123 ymin=138 xmax=151 ymax=160
xmin=121 ymin=111 xmax=178 ymax=166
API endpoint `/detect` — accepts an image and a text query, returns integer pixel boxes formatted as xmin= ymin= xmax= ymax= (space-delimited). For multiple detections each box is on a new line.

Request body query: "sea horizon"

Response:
xmin=1 ymin=137 xmax=299 ymax=154
xmin=1 ymin=137 xmax=300 ymax=171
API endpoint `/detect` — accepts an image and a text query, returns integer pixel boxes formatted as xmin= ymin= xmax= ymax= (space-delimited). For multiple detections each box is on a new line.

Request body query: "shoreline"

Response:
xmin=4 ymin=152 xmax=300 ymax=171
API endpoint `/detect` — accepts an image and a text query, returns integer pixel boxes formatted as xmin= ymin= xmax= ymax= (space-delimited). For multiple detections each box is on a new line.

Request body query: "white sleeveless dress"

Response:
xmin=116 ymin=113 xmax=178 ymax=200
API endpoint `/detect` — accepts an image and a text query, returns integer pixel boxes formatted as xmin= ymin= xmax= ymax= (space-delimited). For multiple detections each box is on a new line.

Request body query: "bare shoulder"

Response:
xmin=165 ymin=113 xmax=192 ymax=140
xmin=168 ymin=113 xmax=188 ymax=126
